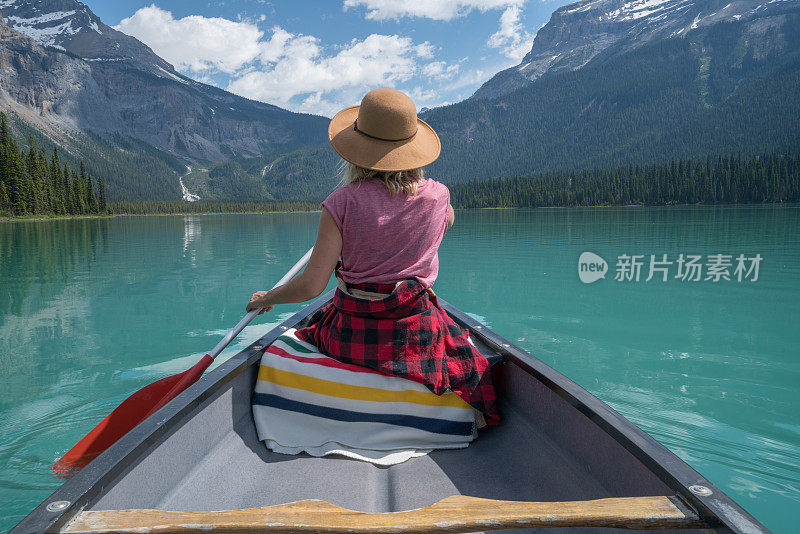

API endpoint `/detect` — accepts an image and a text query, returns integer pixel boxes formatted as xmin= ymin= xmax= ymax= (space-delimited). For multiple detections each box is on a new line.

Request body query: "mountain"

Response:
xmin=1 ymin=0 xmax=798 ymax=204
xmin=0 ymin=0 xmax=173 ymax=76
xmin=472 ymin=0 xmax=797 ymax=100
xmin=0 ymin=0 xmax=328 ymax=200
xmin=239 ymin=0 xmax=800 ymax=201
xmin=415 ymin=0 xmax=800 ymax=184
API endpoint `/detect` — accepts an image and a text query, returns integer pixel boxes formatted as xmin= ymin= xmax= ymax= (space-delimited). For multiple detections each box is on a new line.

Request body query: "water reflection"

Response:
xmin=0 ymin=213 xmax=325 ymax=529
xmin=0 ymin=219 xmax=109 ymax=315
xmin=0 ymin=220 xmax=111 ymax=410
xmin=182 ymin=216 xmax=201 ymax=267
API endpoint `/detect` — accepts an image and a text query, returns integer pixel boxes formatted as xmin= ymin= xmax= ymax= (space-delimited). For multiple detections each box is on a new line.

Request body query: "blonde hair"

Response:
xmin=341 ymin=161 xmax=424 ymax=196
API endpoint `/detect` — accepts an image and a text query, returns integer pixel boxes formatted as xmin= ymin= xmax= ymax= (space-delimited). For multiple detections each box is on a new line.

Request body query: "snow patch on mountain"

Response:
xmin=0 ymin=0 xmax=180 ymax=80
xmin=4 ymin=15 xmax=79 ymax=48
xmin=607 ymin=0 xmax=691 ymax=21
xmin=563 ymin=0 xmax=607 ymax=14
xmin=0 ymin=1 xmax=106 ymax=51
xmin=5 ymin=10 xmax=77 ymax=25
xmin=156 ymin=65 xmax=189 ymax=84
xmin=471 ymin=0 xmax=798 ymax=100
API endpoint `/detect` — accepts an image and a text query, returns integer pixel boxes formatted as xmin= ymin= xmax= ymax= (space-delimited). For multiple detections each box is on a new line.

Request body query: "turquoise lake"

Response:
xmin=0 ymin=207 xmax=798 ymax=532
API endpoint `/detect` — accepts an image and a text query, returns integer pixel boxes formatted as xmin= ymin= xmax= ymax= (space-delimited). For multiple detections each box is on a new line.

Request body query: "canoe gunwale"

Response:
xmin=439 ymin=299 xmax=769 ymax=534
xmin=13 ymin=291 xmax=769 ymax=533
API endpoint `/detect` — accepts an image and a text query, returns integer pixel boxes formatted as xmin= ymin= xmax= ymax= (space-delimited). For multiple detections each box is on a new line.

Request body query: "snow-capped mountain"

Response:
xmin=418 ymin=0 xmax=800 ymax=185
xmin=0 ymin=0 xmax=101 ymax=49
xmin=0 ymin=0 xmax=327 ymax=200
xmin=472 ymin=0 xmax=798 ymax=99
xmin=0 ymin=0 xmax=174 ymax=76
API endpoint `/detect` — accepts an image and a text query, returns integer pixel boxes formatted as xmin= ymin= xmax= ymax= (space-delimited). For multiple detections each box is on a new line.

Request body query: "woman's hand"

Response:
xmin=246 ymin=290 xmax=274 ymax=315
xmin=243 ymin=209 xmax=341 ymax=312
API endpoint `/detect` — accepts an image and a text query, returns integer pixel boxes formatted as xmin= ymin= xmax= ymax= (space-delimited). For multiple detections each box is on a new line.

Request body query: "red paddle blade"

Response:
xmin=53 ymin=354 xmax=214 ymax=476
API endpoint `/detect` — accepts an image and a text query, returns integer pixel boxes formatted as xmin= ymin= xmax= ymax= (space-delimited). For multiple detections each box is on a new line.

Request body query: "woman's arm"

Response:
xmin=246 ymin=207 xmax=342 ymax=313
xmin=447 ymin=204 xmax=455 ymax=230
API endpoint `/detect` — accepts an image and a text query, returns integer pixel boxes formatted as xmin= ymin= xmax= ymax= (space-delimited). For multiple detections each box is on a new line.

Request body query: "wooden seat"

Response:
xmin=60 ymin=495 xmax=703 ymax=533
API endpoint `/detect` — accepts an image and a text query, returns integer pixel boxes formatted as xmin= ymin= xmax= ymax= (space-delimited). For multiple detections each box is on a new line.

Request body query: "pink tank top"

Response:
xmin=322 ymin=178 xmax=450 ymax=288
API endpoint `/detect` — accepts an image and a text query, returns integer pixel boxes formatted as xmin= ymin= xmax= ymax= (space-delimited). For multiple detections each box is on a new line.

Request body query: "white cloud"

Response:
xmin=227 ymin=33 xmax=435 ymax=113
xmin=257 ymin=26 xmax=302 ymax=63
xmin=422 ymin=61 xmax=460 ymax=80
xmin=113 ymin=5 xmax=446 ymax=115
xmin=113 ymin=4 xmax=511 ymax=115
xmin=115 ymin=5 xmax=265 ymax=74
xmin=343 ymin=0 xmax=526 ymax=21
xmin=407 ymin=86 xmax=445 ymax=108
xmin=487 ymin=5 xmax=533 ymax=62
xmin=414 ymin=42 xmax=435 ymax=59
xmin=297 ymin=92 xmax=342 ymax=117
xmin=444 ymin=67 xmax=491 ymax=92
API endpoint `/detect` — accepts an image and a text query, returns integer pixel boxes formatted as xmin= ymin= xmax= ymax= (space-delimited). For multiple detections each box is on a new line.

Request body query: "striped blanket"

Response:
xmin=252 ymin=329 xmax=478 ymax=465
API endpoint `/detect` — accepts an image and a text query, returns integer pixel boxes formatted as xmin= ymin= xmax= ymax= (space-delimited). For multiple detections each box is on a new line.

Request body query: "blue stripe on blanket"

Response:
xmin=253 ymin=393 xmax=474 ymax=437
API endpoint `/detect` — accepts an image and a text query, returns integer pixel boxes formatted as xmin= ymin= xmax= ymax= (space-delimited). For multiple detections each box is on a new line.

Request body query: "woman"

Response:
xmin=247 ymin=88 xmax=499 ymax=425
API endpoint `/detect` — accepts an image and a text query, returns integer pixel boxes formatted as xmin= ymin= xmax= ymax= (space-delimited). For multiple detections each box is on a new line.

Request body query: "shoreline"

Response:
xmin=467 ymin=201 xmax=799 ymax=210
xmin=0 ymin=213 xmax=116 ymax=222
xmin=2 ymin=202 xmax=797 ymax=222
xmin=0 ymin=209 xmax=323 ymax=222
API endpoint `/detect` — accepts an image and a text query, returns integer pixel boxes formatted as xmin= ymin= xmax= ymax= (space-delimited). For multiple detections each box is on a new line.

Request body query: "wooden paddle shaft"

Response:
xmin=208 ymin=247 xmax=314 ymax=360
xmin=60 ymin=495 xmax=703 ymax=533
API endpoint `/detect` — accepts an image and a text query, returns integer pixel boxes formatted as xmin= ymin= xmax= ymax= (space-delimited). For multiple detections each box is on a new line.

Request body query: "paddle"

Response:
xmin=53 ymin=247 xmax=315 ymax=475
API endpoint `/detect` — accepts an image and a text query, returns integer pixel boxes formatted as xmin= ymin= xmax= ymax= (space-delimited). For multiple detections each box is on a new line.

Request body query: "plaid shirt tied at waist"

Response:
xmin=295 ymin=277 xmax=501 ymax=425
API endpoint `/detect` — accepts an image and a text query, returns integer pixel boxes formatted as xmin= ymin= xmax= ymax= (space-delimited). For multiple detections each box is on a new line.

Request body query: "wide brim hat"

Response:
xmin=328 ymin=88 xmax=441 ymax=171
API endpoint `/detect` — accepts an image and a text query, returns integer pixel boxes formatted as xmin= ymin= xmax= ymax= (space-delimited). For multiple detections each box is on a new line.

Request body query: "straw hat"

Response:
xmin=328 ymin=88 xmax=441 ymax=171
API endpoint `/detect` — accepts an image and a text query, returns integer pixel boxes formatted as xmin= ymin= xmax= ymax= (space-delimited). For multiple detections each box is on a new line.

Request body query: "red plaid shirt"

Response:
xmin=295 ymin=279 xmax=500 ymax=425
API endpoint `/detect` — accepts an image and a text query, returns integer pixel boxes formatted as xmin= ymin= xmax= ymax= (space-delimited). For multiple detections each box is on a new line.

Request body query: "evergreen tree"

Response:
xmin=0 ymin=114 xmax=9 ymax=199
xmin=24 ymin=139 xmax=40 ymax=213
xmin=62 ymin=163 xmax=71 ymax=213
xmin=86 ymin=172 xmax=98 ymax=213
xmin=6 ymin=137 xmax=26 ymax=215
xmin=71 ymin=170 xmax=85 ymax=214
xmin=50 ymin=147 xmax=63 ymax=214
xmin=0 ymin=181 xmax=9 ymax=213
xmin=98 ymin=176 xmax=107 ymax=213
xmin=0 ymin=113 xmax=106 ymax=217
xmin=81 ymin=162 xmax=97 ymax=213
xmin=448 ymin=151 xmax=800 ymax=209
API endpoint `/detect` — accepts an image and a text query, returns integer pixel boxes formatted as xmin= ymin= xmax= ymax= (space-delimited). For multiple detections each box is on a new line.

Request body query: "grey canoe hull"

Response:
xmin=13 ymin=292 xmax=769 ymax=533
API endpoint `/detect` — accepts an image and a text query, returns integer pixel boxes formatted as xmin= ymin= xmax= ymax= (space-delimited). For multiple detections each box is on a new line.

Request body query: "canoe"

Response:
xmin=13 ymin=291 xmax=769 ymax=534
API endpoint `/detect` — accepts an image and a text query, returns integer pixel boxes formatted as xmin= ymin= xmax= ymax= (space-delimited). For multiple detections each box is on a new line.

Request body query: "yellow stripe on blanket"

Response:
xmin=257 ymin=365 xmax=470 ymax=409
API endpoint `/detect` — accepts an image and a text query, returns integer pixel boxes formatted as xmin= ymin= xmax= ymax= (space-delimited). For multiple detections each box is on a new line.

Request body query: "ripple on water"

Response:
xmin=603 ymin=393 xmax=800 ymax=503
xmin=0 ymin=312 xmax=298 ymax=527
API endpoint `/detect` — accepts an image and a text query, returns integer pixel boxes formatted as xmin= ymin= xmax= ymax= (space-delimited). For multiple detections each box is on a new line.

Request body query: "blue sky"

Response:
xmin=84 ymin=0 xmax=573 ymax=117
